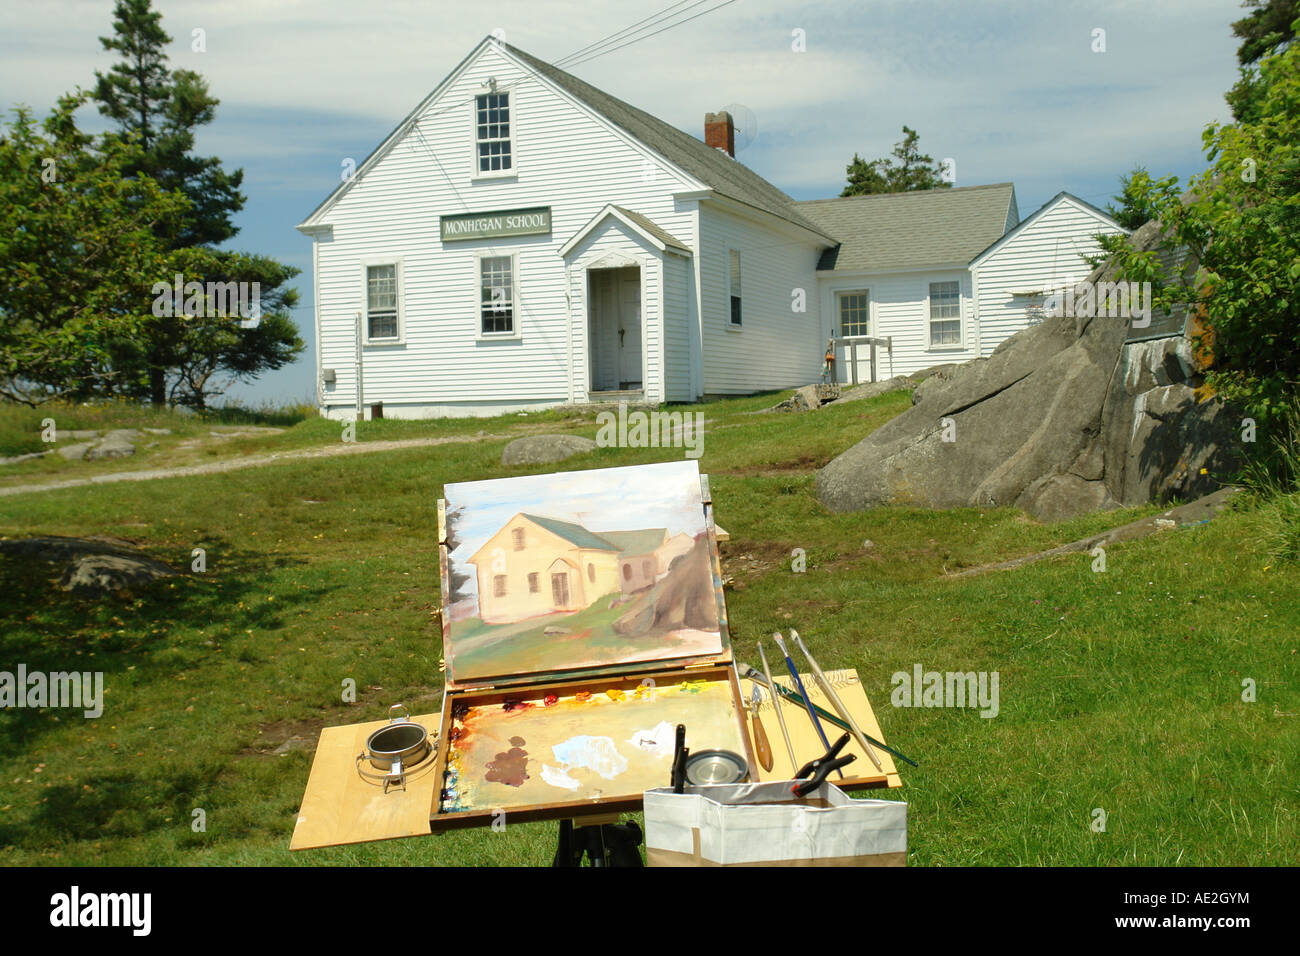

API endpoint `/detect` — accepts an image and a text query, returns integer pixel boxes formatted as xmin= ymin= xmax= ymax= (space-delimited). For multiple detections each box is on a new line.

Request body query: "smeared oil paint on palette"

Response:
xmin=441 ymin=461 xmax=725 ymax=683
xmin=439 ymin=678 xmax=744 ymax=813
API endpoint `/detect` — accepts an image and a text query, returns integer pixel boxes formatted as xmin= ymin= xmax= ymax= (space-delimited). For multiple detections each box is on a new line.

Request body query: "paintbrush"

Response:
xmin=771 ymin=631 xmax=840 ymax=778
xmin=791 ymin=629 xmax=883 ymax=772
xmin=739 ymin=663 xmax=918 ymax=768
xmin=758 ymin=641 xmax=797 ymax=772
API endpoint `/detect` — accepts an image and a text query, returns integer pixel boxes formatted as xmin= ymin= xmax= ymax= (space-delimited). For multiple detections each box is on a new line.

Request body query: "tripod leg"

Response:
xmin=552 ymin=819 xmax=580 ymax=867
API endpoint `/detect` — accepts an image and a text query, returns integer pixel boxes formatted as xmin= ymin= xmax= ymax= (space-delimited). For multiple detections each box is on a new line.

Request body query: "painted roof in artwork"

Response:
xmin=517 ymin=514 xmax=666 ymax=556
xmin=598 ymin=528 xmax=670 ymax=555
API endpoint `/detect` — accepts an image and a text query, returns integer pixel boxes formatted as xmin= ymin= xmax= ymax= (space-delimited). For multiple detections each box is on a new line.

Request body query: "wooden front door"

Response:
xmin=618 ymin=274 xmax=642 ymax=389
xmin=551 ymin=571 xmax=570 ymax=608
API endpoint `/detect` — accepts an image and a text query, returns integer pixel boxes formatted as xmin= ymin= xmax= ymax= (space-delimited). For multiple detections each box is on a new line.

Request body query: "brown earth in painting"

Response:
xmin=612 ymin=535 xmax=718 ymax=636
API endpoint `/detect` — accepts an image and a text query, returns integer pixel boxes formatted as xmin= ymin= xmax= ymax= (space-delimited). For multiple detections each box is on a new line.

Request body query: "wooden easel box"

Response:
xmin=291 ymin=464 xmax=901 ymax=850
xmin=429 ymin=467 xmax=752 ymax=830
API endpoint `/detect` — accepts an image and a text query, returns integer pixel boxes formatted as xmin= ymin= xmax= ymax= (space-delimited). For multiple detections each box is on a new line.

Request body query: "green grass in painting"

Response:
xmin=0 ymin=387 xmax=1295 ymax=865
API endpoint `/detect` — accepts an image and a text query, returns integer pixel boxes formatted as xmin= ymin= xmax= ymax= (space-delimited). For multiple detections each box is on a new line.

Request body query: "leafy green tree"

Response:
xmin=1232 ymin=0 xmax=1299 ymax=66
xmin=1105 ymin=166 xmax=1183 ymax=231
xmin=0 ymin=94 xmax=189 ymax=405
xmin=94 ymin=0 xmax=244 ymax=247
xmin=1227 ymin=1 xmax=1300 ymax=121
xmin=842 ymin=126 xmax=952 ymax=196
xmin=90 ymin=0 xmax=302 ymax=407
xmin=1086 ymin=166 xmax=1183 ymax=268
xmin=1104 ymin=16 xmax=1300 ymax=421
xmin=140 ymin=248 xmax=302 ymax=410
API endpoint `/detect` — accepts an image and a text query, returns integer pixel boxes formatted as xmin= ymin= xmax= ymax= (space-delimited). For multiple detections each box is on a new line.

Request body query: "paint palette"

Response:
xmin=434 ymin=666 xmax=749 ymax=823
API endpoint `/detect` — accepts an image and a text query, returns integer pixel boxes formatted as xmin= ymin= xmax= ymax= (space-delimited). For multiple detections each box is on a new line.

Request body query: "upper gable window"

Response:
xmin=475 ymin=92 xmax=513 ymax=175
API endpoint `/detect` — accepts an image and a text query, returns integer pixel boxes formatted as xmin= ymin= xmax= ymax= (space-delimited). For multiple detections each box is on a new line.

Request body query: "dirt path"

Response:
xmin=0 ymin=433 xmax=510 ymax=499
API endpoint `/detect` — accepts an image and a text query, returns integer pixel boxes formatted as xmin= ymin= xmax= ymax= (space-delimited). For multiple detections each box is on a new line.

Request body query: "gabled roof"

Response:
xmin=504 ymin=43 xmax=833 ymax=241
xmin=300 ymin=37 xmax=835 ymax=241
xmin=519 ymin=514 xmax=616 ymax=552
xmin=613 ymin=207 xmax=691 ymax=254
xmin=968 ymin=191 xmax=1127 ymax=268
xmin=558 ymin=204 xmax=691 ymax=259
xmin=598 ymin=529 xmax=669 ymax=555
xmin=515 ymin=514 xmax=667 ymax=557
xmin=796 ymin=183 xmax=1018 ymax=272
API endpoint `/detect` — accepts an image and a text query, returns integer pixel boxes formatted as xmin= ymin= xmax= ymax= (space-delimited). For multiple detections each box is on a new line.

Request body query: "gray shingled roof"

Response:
xmin=797 ymin=184 xmax=1017 ymax=272
xmin=507 ymin=43 xmax=833 ymax=241
xmin=613 ymin=206 xmax=690 ymax=253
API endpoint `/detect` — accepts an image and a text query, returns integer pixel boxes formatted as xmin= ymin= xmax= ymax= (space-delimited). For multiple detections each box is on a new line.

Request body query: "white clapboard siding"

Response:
xmin=817 ymin=269 xmax=979 ymax=380
xmin=310 ymin=42 xmax=703 ymax=417
xmin=662 ymin=253 xmax=695 ymax=401
xmin=698 ymin=204 xmax=825 ymax=393
xmin=972 ymin=195 xmax=1125 ymax=355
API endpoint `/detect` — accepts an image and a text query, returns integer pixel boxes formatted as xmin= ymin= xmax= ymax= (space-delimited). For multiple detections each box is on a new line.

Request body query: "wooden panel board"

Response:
xmin=440 ymin=461 xmax=726 ymax=686
xmin=743 ymin=669 xmax=902 ymax=790
xmin=290 ymin=711 xmax=441 ymax=851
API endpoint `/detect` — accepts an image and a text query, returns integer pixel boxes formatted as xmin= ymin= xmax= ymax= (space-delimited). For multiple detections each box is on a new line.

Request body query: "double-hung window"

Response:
xmin=475 ymin=92 xmax=512 ymax=174
xmin=928 ymin=280 xmax=961 ymax=347
xmin=479 ymin=255 xmax=516 ymax=335
xmin=364 ymin=262 xmax=402 ymax=343
xmin=838 ymin=291 xmax=869 ymax=337
xmin=728 ymin=249 xmax=742 ymax=326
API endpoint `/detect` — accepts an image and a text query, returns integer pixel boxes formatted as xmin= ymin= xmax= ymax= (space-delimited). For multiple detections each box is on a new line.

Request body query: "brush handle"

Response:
xmin=754 ymin=674 xmax=918 ymax=768
xmin=783 ymin=656 xmax=835 ymax=758
xmin=759 ymin=643 xmax=797 ymax=770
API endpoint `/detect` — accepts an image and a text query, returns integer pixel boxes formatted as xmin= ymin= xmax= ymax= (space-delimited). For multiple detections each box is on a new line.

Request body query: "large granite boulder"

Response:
xmin=816 ymin=221 xmax=1242 ymax=520
xmin=0 ymin=535 xmax=179 ymax=596
xmin=60 ymin=553 xmax=178 ymax=596
xmin=501 ymin=434 xmax=597 ymax=466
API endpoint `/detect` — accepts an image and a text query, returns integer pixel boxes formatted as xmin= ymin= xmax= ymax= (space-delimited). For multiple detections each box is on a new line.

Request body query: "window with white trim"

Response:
xmin=929 ymin=280 xmax=961 ymax=347
xmin=838 ymin=291 xmax=869 ymax=337
xmin=365 ymin=263 xmax=400 ymax=341
xmin=729 ymin=249 xmax=742 ymax=326
xmin=474 ymin=92 xmax=512 ymax=174
xmin=480 ymin=255 xmax=515 ymax=335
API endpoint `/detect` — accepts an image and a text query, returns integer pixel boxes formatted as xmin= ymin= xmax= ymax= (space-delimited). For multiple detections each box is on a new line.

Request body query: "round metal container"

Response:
xmin=364 ymin=705 xmax=431 ymax=773
xmin=684 ymin=749 xmax=748 ymax=786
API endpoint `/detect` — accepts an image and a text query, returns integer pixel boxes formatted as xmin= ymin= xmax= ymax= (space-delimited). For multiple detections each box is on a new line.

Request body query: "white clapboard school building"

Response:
xmin=297 ymin=37 xmax=1126 ymax=419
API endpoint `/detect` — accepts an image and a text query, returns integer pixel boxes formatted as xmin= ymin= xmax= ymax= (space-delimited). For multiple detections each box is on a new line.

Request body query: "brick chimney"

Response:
xmin=705 ymin=111 xmax=735 ymax=157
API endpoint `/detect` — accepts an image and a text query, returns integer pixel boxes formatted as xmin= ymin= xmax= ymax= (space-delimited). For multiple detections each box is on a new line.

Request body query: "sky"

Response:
xmin=0 ymin=0 xmax=1247 ymax=406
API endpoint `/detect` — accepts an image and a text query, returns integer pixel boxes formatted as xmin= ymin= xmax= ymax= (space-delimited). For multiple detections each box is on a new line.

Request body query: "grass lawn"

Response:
xmin=0 ymin=388 xmax=1295 ymax=865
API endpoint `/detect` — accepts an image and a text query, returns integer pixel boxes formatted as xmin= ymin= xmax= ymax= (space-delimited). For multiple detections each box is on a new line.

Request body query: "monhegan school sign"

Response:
xmin=440 ymin=206 xmax=552 ymax=242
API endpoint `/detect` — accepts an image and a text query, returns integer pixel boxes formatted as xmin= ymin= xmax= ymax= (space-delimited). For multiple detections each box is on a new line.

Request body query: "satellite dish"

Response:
xmin=724 ymin=102 xmax=758 ymax=152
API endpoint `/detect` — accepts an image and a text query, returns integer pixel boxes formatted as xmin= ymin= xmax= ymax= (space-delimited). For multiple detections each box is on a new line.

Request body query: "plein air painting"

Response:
xmin=441 ymin=461 xmax=724 ymax=682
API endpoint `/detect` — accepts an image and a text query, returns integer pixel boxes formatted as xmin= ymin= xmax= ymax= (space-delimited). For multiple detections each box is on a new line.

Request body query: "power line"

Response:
xmin=554 ymin=0 xmax=702 ymax=68
xmin=562 ymin=0 xmax=741 ymax=69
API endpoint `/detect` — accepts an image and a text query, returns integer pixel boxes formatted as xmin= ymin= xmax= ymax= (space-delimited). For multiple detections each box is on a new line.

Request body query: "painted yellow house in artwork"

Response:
xmin=467 ymin=513 xmax=673 ymax=624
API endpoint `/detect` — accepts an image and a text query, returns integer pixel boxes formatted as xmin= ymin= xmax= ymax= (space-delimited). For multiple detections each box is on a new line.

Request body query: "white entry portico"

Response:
xmin=560 ymin=204 xmax=695 ymax=405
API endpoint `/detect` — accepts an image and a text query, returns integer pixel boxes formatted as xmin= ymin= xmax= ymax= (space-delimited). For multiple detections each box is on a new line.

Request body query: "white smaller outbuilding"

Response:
xmin=969 ymin=192 xmax=1127 ymax=355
